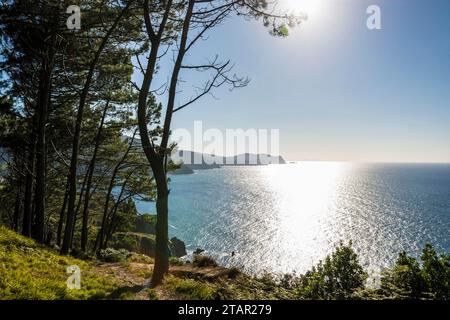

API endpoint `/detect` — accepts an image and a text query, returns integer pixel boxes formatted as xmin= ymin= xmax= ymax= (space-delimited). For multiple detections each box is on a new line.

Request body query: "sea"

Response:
xmin=136 ymin=162 xmax=450 ymax=281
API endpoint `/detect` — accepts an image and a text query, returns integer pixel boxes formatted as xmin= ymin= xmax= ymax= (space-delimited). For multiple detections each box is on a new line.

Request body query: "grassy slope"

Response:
xmin=0 ymin=225 xmax=121 ymax=299
xmin=0 ymin=225 xmax=294 ymax=300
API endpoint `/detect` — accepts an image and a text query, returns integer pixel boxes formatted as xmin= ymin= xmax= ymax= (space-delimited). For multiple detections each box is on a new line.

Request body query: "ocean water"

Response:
xmin=136 ymin=162 xmax=450 ymax=279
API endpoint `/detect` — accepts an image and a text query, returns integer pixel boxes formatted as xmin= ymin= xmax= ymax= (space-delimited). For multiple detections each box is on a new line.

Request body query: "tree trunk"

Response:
xmin=22 ymin=139 xmax=36 ymax=237
xmin=13 ymin=189 xmax=21 ymax=232
xmin=151 ymin=166 xmax=170 ymax=286
xmin=94 ymin=170 xmax=117 ymax=252
xmin=56 ymin=182 xmax=69 ymax=247
xmin=34 ymin=55 xmax=54 ymax=243
xmin=81 ymin=102 xmax=108 ymax=252
xmin=101 ymin=169 xmax=134 ymax=250
xmin=150 ymin=0 xmax=194 ymax=286
xmin=94 ymin=132 xmax=135 ymax=252
xmin=69 ymin=169 xmax=90 ymax=248
xmin=137 ymin=0 xmax=173 ymax=285
xmin=60 ymin=8 xmax=127 ymax=254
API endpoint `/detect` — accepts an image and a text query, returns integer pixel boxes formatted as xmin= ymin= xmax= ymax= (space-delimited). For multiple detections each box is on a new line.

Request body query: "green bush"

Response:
xmin=295 ymin=242 xmax=367 ymax=299
xmin=169 ymin=256 xmax=185 ymax=266
xmin=110 ymin=232 xmax=155 ymax=257
xmin=421 ymin=244 xmax=450 ymax=299
xmin=127 ymin=252 xmax=154 ymax=264
xmin=135 ymin=214 xmax=156 ymax=234
xmin=111 ymin=233 xmax=139 ymax=252
xmin=98 ymin=248 xmax=130 ymax=263
xmin=381 ymin=244 xmax=450 ymax=299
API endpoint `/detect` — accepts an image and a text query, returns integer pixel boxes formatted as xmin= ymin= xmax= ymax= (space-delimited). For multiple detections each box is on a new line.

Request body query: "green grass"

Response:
xmin=0 ymin=225 xmax=119 ymax=300
xmin=163 ymin=275 xmax=217 ymax=300
xmin=146 ymin=288 xmax=159 ymax=300
xmin=2 ymin=224 xmax=447 ymax=301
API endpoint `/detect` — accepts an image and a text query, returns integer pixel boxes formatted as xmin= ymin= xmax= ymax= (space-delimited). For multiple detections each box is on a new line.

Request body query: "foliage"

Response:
xmin=135 ymin=214 xmax=157 ymax=234
xmin=127 ymin=252 xmax=154 ymax=264
xmin=98 ymin=248 xmax=130 ymax=263
xmin=110 ymin=232 xmax=156 ymax=257
xmin=381 ymin=244 xmax=450 ymax=299
xmin=169 ymin=256 xmax=185 ymax=266
xmin=2 ymin=224 xmax=449 ymax=301
xmin=98 ymin=246 xmax=154 ymax=264
xmin=294 ymin=242 xmax=367 ymax=299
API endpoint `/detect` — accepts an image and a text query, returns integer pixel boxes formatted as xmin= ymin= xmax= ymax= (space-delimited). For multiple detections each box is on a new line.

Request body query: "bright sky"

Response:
xmin=137 ymin=0 xmax=450 ymax=162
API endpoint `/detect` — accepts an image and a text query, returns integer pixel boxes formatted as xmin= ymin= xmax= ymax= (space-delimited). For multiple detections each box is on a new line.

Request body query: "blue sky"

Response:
xmin=137 ymin=0 xmax=450 ymax=162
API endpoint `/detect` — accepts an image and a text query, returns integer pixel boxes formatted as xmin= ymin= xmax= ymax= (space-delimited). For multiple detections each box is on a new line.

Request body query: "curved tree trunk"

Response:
xmin=137 ymin=0 xmax=173 ymax=286
xmin=151 ymin=168 xmax=169 ymax=286
xmin=150 ymin=0 xmax=195 ymax=286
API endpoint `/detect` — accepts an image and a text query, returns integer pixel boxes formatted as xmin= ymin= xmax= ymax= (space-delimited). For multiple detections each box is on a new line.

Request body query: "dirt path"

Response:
xmin=93 ymin=261 xmax=233 ymax=300
xmin=93 ymin=262 xmax=189 ymax=300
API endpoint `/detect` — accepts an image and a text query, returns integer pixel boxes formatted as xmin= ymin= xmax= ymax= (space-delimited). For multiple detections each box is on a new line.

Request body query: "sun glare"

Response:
xmin=285 ymin=0 xmax=324 ymax=20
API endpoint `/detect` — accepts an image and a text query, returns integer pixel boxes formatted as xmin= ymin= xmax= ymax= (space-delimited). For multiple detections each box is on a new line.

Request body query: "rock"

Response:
xmin=111 ymin=232 xmax=156 ymax=257
xmin=112 ymin=232 xmax=188 ymax=258
xmin=169 ymin=237 xmax=187 ymax=257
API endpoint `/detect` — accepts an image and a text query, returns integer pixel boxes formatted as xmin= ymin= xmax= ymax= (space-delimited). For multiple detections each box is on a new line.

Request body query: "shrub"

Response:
xmin=421 ymin=244 xmax=450 ymax=299
xmin=110 ymin=232 xmax=155 ymax=257
xmin=381 ymin=244 xmax=450 ymax=299
xmin=71 ymin=248 xmax=94 ymax=261
xmin=98 ymin=248 xmax=129 ymax=263
xmin=381 ymin=252 xmax=426 ymax=298
xmin=169 ymin=256 xmax=185 ymax=266
xmin=127 ymin=252 xmax=154 ymax=264
xmin=135 ymin=214 xmax=156 ymax=234
xmin=295 ymin=242 xmax=367 ymax=299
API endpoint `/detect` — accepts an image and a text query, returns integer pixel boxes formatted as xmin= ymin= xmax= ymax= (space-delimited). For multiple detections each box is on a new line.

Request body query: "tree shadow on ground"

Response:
xmin=107 ymin=284 xmax=147 ymax=299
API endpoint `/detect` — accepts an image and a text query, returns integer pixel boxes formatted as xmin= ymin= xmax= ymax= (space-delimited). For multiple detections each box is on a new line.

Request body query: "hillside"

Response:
xmin=0 ymin=225 xmax=120 ymax=299
xmin=0 ymin=226 xmax=293 ymax=300
xmin=2 ymin=225 xmax=448 ymax=300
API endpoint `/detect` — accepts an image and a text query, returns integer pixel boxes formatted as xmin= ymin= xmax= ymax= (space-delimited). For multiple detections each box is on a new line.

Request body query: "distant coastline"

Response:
xmin=170 ymin=150 xmax=287 ymax=175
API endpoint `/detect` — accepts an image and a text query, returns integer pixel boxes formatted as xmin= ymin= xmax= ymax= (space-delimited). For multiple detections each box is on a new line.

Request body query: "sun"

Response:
xmin=285 ymin=0 xmax=324 ymax=20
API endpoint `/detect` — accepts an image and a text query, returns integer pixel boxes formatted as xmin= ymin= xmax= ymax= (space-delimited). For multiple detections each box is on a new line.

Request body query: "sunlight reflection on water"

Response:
xmin=137 ymin=162 xmax=450 ymax=280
